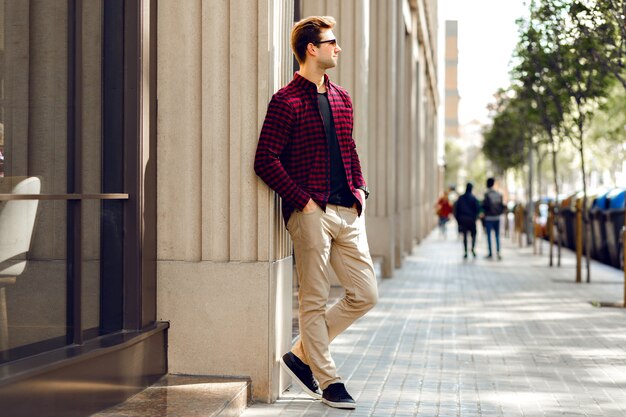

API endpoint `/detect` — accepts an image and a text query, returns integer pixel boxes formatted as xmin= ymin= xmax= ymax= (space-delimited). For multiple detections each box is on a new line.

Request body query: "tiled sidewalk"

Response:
xmin=242 ymin=227 xmax=626 ymax=417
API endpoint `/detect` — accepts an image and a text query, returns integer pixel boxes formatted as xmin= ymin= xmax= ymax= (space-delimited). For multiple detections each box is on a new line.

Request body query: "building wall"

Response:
xmin=156 ymin=0 xmax=439 ymax=403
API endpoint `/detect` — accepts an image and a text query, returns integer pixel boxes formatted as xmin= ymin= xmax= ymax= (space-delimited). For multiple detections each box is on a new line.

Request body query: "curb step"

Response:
xmin=92 ymin=374 xmax=250 ymax=417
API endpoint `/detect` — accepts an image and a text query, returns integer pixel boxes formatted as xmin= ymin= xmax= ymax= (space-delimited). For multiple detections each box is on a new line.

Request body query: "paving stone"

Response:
xmin=242 ymin=228 xmax=626 ymax=417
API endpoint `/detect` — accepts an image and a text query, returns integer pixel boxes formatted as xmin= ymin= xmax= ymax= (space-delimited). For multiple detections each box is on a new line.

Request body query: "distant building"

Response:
xmin=445 ymin=20 xmax=460 ymax=140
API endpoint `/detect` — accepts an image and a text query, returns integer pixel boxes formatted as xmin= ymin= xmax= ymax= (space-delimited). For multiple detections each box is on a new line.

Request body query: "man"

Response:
xmin=453 ymin=183 xmax=480 ymax=259
xmin=482 ymin=177 xmax=504 ymax=260
xmin=254 ymin=16 xmax=378 ymax=410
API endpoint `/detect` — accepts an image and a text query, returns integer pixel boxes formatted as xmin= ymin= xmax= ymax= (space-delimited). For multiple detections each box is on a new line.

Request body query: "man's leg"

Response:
xmin=325 ymin=206 xmax=378 ymax=350
xmin=288 ymin=207 xmax=338 ymax=390
xmin=462 ymin=229 xmax=468 ymax=257
xmin=485 ymin=221 xmax=494 ymax=256
xmin=470 ymin=226 xmax=477 ymax=253
xmin=494 ymin=219 xmax=501 ymax=258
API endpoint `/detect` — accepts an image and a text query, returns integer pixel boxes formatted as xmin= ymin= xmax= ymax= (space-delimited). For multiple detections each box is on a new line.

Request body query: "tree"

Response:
xmin=570 ymin=0 xmax=626 ymax=90
xmin=482 ymin=89 xmax=533 ymax=173
xmin=513 ymin=12 xmax=571 ymax=265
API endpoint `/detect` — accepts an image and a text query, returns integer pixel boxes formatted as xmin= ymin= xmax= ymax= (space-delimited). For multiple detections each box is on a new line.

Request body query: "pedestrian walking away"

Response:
xmin=254 ymin=15 xmax=378 ymax=410
xmin=435 ymin=191 xmax=453 ymax=238
xmin=453 ymin=182 xmax=480 ymax=259
xmin=482 ymin=177 xmax=504 ymax=260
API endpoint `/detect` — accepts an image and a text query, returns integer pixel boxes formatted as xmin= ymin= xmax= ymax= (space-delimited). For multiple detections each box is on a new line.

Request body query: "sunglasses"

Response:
xmin=316 ymin=39 xmax=337 ymax=47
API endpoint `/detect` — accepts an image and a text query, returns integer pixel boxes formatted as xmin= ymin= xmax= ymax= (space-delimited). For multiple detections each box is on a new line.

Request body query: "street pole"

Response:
xmin=527 ymin=146 xmax=534 ymax=246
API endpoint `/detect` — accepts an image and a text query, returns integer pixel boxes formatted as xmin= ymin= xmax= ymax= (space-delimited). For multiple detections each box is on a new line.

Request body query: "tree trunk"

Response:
xmin=527 ymin=146 xmax=534 ymax=245
xmin=579 ymin=129 xmax=591 ymax=283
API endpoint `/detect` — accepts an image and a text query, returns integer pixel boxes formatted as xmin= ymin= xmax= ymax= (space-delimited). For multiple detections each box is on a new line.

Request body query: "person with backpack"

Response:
xmin=482 ymin=177 xmax=504 ymax=260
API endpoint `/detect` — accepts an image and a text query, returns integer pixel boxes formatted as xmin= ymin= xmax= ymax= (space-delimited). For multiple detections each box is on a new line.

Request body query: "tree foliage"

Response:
xmin=569 ymin=0 xmax=626 ymax=89
xmin=482 ymin=89 xmax=533 ymax=172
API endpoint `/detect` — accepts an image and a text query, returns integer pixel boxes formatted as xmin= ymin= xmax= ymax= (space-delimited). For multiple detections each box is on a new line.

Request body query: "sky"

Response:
xmin=439 ymin=0 xmax=530 ymax=125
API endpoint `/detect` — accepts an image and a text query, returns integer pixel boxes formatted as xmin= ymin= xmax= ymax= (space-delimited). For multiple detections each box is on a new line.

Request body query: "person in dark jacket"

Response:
xmin=453 ymin=182 xmax=481 ymax=259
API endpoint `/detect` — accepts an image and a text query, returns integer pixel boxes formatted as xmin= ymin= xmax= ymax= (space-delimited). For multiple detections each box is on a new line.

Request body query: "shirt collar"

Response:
xmin=293 ymin=72 xmax=331 ymax=93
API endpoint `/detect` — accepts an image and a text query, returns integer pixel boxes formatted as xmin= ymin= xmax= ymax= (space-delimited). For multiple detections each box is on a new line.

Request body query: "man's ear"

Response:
xmin=306 ymin=42 xmax=317 ymax=58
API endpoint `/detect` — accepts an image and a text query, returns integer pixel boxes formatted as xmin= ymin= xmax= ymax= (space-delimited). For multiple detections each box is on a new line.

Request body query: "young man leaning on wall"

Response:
xmin=254 ymin=15 xmax=378 ymax=410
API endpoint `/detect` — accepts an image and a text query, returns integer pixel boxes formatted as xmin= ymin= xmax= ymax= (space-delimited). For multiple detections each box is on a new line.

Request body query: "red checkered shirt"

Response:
xmin=254 ymin=72 xmax=366 ymax=223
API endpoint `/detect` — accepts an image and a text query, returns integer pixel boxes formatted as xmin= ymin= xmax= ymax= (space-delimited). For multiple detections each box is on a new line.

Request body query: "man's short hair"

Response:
xmin=486 ymin=177 xmax=495 ymax=188
xmin=291 ymin=16 xmax=336 ymax=64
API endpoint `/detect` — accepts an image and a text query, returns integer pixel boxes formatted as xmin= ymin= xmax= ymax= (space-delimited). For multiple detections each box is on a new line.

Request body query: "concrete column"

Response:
xmin=415 ymin=0 xmax=440 ymax=240
xmin=157 ymin=0 xmax=293 ymax=403
xmin=367 ymin=0 xmax=399 ymax=278
xmin=409 ymin=12 xmax=421 ymax=247
xmin=395 ymin=0 xmax=414 ymax=266
xmin=416 ymin=47 xmax=426 ymax=241
xmin=157 ymin=0 xmax=202 ymax=262
xmin=400 ymin=4 xmax=416 ymax=255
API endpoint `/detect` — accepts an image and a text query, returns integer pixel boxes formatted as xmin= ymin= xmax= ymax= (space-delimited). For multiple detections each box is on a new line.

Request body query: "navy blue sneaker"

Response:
xmin=322 ymin=382 xmax=356 ymax=409
xmin=280 ymin=352 xmax=322 ymax=399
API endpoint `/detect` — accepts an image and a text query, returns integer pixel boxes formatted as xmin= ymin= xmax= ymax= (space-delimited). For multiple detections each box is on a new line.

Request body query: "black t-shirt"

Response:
xmin=317 ymin=92 xmax=356 ymax=207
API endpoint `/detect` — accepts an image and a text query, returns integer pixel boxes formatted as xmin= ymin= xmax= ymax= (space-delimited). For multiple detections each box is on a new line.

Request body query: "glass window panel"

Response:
xmin=81 ymin=199 xmax=100 ymax=338
xmin=1 ymin=0 xmax=70 ymax=362
xmin=1 ymin=0 xmax=69 ymax=194
xmin=1 ymin=198 xmax=67 ymax=363
xmin=1 ymin=0 xmax=129 ymax=359
xmin=82 ymin=200 xmax=124 ymax=340
xmin=81 ymin=0 xmax=102 ymax=195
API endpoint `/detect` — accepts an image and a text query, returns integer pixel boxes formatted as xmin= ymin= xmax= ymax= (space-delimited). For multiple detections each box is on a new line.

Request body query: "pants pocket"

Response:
xmin=287 ymin=212 xmax=300 ymax=239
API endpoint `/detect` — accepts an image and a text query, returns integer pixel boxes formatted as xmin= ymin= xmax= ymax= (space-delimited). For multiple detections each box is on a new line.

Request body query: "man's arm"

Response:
xmin=347 ymin=101 xmax=366 ymax=191
xmin=350 ymin=141 xmax=367 ymax=210
xmin=254 ymin=96 xmax=310 ymax=210
xmin=350 ymin=140 xmax=366 ymax=190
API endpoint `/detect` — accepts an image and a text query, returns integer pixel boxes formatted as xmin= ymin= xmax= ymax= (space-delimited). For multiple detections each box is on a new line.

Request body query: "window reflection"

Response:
xmin=0 ymin=0 xmax=113 ymax=363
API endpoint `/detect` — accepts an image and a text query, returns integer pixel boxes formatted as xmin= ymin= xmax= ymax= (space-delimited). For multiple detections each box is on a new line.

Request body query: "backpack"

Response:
xmin=485 ymin=190 xmax=504 ymax=216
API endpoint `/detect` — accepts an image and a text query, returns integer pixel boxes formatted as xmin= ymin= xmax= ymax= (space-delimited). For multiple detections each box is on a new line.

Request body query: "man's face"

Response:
xmin=314 ymin=28 xmax=341 ymax=69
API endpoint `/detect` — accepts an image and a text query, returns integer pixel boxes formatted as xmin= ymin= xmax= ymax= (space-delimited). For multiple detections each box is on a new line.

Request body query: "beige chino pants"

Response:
xmin=287 ymin=203 xmax=378 ymax=389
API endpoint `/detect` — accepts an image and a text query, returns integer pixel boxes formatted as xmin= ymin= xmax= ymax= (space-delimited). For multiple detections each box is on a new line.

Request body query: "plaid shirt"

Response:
xmin=254 ymin=72 xmax=366 ymax=223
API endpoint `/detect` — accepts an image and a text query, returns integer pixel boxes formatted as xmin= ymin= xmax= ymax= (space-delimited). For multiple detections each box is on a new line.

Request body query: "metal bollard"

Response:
xmin=575 ymin=199 xmax=583 ymax=283
xmin=518 ymin=205 xmax=525 ymax=247
xmin=548 ymin=202 xmax=554 ymax=267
